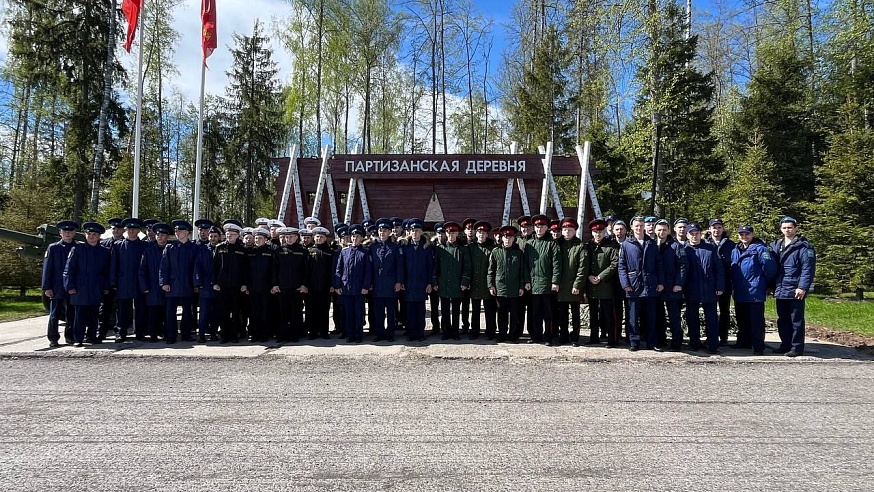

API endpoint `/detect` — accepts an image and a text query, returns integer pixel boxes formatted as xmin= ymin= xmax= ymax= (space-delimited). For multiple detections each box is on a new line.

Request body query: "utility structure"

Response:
xmin=274 ymin=142 xmax=603 ymax=238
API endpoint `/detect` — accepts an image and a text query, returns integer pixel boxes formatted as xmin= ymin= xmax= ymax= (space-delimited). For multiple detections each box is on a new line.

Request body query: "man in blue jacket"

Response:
xmin=618 ymin=216 xmax=664 ymax=351
xmin=401 ymin=219 xmax=434 ymax=342
xmin=655 ymin=219 xmax=688 ymax=350
xmin=707 ymin=218 xmax=736 ymax=346
xmin=64 ymin=222 xmax=111 ymax=346
xmin=771 ymin=217 xmax=816 ymax=357
xmin=139 ymin=223 xmax=171 ymax=342
xmin=42 ymin=220 xmax=78 ymax=347
xmin=335 ymin=224 xmax=373 ymax=343
xmin=110 ymin=218 xmax=147 ymax=342
xmin=370 ymin=218 xmax=404 ymax=342
xmin=160 ymin=220 xmax=198 ymax=344
xmin=731 ymin=225 xmax=778 ymax=355
xmin=685 ymin=223 xmax=725 ymax=354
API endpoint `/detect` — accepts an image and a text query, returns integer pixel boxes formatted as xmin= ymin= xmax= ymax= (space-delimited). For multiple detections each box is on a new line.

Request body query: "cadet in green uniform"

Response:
xmin=433 ymin=221 xmax=471 ymax=340
xmin=488 ymin=226 xmax=531 ymax=342
xmin=556 ymin=218 xmax=589 ymax=346
xmin=586 ymin=219 xmax=619 ymax=346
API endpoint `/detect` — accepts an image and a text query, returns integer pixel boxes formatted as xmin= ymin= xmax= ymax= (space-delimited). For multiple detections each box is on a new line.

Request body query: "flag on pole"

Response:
xmin=121 ymin=0 xmax=142 ymax=52
xmin=202 ymin=0 xmax=217 ymax=64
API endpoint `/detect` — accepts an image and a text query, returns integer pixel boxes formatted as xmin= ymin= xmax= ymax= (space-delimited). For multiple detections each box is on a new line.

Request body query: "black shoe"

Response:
xmin=208 ymin=334 xmax=220 ymax=342
xmin=220 ymin=338 xmax=230 ymax=344
xmin=181 ymin=336 xmax=192 ymax=342
xmin=453 ymin=335 xmax=461 ymax=340
xmin=85 ymin=336 xmax=99 ymax=344
xmin=308 ymin=335 xmax=318 ymax=340
xmin=65 ymin=338 xmax=74 ymax=345
xmin=753 ymin=350 xmax=764 ymax=356
xmin=653 ymin=346 xmax=664 ymax=352
xmin=135 ymin=335 xmax=147 ymax=342
xmin=772 ymin=347 xmax=791 ymax=354
xmin=320 ymin=335 xmax=331 ymax=340
xmin=197 ymin=335 xmax=206 ymax=343
xmin=230 ymin=338 xmax=239 ymax=343
xmin=786 ymin=350 xmax=802 ymax=357
xmin=49 ymin=341 xmax=60 ymax=348
xmin=387 ymin=338 xmax=395 ymax=342
xmin=150 ymin=336 xmax=160 ymax=343
xmin=629 ymin=345 xmax=639 ymax=352
xmin=441 ymin=334 xmax=450 ymax=340
xmin=730 ymin=343 xmax=752 ymax=349
xmin=166 ymin=339 xmax=176 ymax=345
xmin=114 ymin=336 xmax=125 ymax=343
xmin=707 ymin=349 xmax=720 ymax=355
xmin=469 ymin=334 xmax=479 ymax=340
xmin=74 ymin=342 xmax=84 ymax=347
xmin=485 ymin=334 xmax=494 ymax=340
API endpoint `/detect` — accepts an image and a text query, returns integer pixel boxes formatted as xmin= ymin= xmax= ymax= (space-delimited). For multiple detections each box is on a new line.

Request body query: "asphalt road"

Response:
xmin=1 ymin=356 xmax=872 ymax=491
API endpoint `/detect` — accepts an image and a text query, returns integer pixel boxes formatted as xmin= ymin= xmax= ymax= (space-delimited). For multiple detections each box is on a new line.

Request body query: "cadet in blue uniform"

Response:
xmin=771 ymin=217 xmax=815 ymax=357
xmin=307 ymin=226 xmax=335 ymax=339
xmin=331 ymin=225 xmax=349 ymax=337
xmin=707 ymin=218 xmax=736 ymax=346
xmin=335 ymin=224 xmax=373 ymax=343
xmin=160 ymin=220 xmax=198 ymax=344
xmin=43 ymin=221 xmax=78 ymax=347
xmin=64 ymin=222 xmax=111 ymax=346
xmin=400 ymin=219 xmax=433 ymax=342
xmin=272 ymin=227 xmax=309 ymax=342
xmin=213 ymin=221 xmax=247 ymax=343
xmin=654 ymin=219 xmax=688 ymax=350
xmin=618 ymin=216 xmax=665 ymax=351
xmin=684 ymin=223 xmax=724 ymax=353
xmin=370 ymin=218 xmax=404 ymax=342
xmin=99 ymin=217 xmax=123 ymax=338
xmin=193 ymin=226 xmax=221 ymax=343
xmin=110 ymin=218 xmax=147 ymax=342
xmin=731 ymin=225 xmax=778 ymax=355
xmin=139 ymin=223 xmax=171 ymax=342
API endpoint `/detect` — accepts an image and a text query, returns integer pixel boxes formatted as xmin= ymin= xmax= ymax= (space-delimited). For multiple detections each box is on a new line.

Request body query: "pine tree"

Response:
xmin=723 ymin=144 xmax=786 ymax=241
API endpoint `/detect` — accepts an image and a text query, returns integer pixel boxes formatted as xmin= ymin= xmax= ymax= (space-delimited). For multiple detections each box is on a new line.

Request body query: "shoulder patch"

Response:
xmin=762 ymin=252 xmax=771 ymax=260
xmin=807 ymin=250 xmax=815 ymax=258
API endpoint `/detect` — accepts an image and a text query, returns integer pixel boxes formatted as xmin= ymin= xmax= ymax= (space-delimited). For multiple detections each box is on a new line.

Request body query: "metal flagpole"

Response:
xmin=192 ymin=63 xmax=206 ymax=221
xmin=131 ymin=4 xmax=145 ymax=217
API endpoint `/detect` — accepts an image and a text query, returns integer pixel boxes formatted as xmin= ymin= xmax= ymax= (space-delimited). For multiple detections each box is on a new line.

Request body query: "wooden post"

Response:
xmin=311 ymin=144 xmax=331 ymax=219
xmin=575 ymin=142 xmax=590 ymax=239
xmin=277 ymin=144 xmax=298 ymax=223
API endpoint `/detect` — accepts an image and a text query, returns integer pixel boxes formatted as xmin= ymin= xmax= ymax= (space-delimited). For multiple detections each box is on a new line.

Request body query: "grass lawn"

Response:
xmin=0 ymin=288 xmax=46 ymax=323
xmin=765 ymin=295 xmax=874 ymax=338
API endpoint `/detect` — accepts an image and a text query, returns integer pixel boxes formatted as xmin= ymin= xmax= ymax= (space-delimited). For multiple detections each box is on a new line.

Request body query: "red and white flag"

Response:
xmin=202 ymin=0 xmax=217 ymax=64
xmin=121 ymin=0 xmax=142 ymax=52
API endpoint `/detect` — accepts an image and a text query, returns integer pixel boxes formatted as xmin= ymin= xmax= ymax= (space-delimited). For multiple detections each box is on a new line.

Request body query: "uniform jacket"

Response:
xmin=193 ymin=243 xmax=217 ymax=299
xmin=731 ymin=239 xmax=778 ymax=303
xmin=139 ymin=242 xmax=167 ymax=306
xmin=771 ymin=236 xmax=816 ymax=299
xmin=707 ymin=234 xmax=736 ymax=294
xmin=488 ymin=243 xmax=530 ymax=298
xmin=370 ymin=238 xmax=404 ymax=298
xmin=307 ymin=243 xmax=335 ymax=294
xmin=159 ymin=239 xmax=198 ymax=298
xmin=557 ymin=236 xmax=589 ymax=302
xmin=42 ymin=239 xmax=77 ymax=299
xmin=467 ymin=238 xmax=496 ymax=299
xmin=110 ymin=238 xmax=147 ymax=299
xmin=246 ymin=244 xmax=275 ymax=294
xmin=525 ymin=233 xmax=561 ymax=295
xmin=586 ymin=238 xmax=619 ymax=300
xmin=618 ymin=236 xmax=664 ymax=298
xmin=273 ymin=243 xmax=310 ymax=291
xmin=684 ymin=241 xmax=725 ymax=303
xmin=434 ymin=240 xmax=471 ymax=298
xmin=659 ymin=236 xmax=688 ymax=301
xmin=401 ymin=236 xmax=434 ymax=303
xmin=212 ymin=240 xmax=247 ymax=289
xmin=335 ymin=244 xmax=373 ymax=296
xmin=63 ymin=242 xmax=110 ymax=306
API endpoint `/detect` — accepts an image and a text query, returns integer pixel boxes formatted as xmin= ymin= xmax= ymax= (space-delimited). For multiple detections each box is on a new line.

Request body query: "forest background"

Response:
xmin=0 ymin=0 xmax=871 ymax=296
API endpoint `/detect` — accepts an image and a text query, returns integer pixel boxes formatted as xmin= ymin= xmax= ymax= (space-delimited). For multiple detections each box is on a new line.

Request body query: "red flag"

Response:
xmin=202 ymin=0 xmax=217 ymax=64
xmin=121 ymin=0 xmax=142 ymax=53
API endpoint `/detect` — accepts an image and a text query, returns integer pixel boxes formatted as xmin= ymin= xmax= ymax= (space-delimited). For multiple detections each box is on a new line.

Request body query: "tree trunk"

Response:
xmin=316 ymin=0 xmax=324 ymax=147
xmin=91 ymin=0 xmax=117 ymax=215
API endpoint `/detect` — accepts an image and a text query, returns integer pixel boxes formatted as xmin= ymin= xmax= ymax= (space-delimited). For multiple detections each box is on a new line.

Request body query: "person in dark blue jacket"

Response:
xmin=193 ymin=227 xmax=221 ymax=343
xmin=731 ymin=225 xmax=778 ymax=355
xmin=110 ymin=218 xmax=147 ymax=342
xmin=618 ymin=216 xmax=665 ymax=351
xmin=771 ymin=217 xmax=816 ymax=356
xmin=160 ymin=220 xmax=199 ymax=344
xmin=64 ymin=222 xmax=110 ymax=346
xmin=370 ymin=218 xmax=404 ymax=342
xmin=42 ymin=220 xmax=78 ymax=347
xmin=334 ymin=224 xmax=373 ymax=343
xmin=401 ymin=219 xmax=434 ymax=342
xmin=684 ymin=224 xmax=725 ymax=353
xmin=99 ymin=217 xmax=123 ymax=339
xmin=139 ymin=223 xmax=171 ymax=342
xmin=655 ymin=220 xmax=688 ymax=350
xmin=707 ymin=218 xmax=736 ymax=346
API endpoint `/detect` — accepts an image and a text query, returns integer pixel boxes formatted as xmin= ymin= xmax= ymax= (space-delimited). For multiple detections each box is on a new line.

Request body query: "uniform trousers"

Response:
xmin=662 ymin=299 xmax=684 ymax=348
xmin=716 ymin=291 xmax=733 ymax=343
xmin=372 ymin=296 xmax=398 ymax=340
xmin=440 ymin=297 xmax=462 ymax=338
xmin=116 ymin=295 xmax=146 ymax=338
xmin=735 ymin=301 xmax=766 ymax=352
xmin=528 ymin=294 xmax=553 ymax=342
xmin=332 ymin=293 xmax=345 ymax=336
xmin=197 ymin=296 xmax=220 ymax=337
xmin=218 ymin=288 xmax=243 ymax=342
xmin=405 ymin=301 xmax=426 ymax=340
xmin=248 ymin=292 xmax=270 ymax=341
xmin=556 ymin=301 xmax=580 ymax=344
xmin=776 ymin=298 xmax=806 ymax=353
xmin=496 ymin=297 xmax=521 ymax=340
xmin=146 ymin=304 xmax=165 ymax=338
xmin=428 ymin=291 xmax=441 ymax=333
xmin=627 ymin=296 xmax=657 ymax=349
xmin=470 ymin=297 xmax=497 ymax=338
xmin=588 ymin=298 xmax=615 ymax=345
xmin=47 ymin=298 xmax=75 ymax=344
xmin=98 ymin=289 xmax=117 ymax=337
xmin=686 ymin=301 xmax=718 ymax=351
xmin=343 ymin=295 xmax=366 ymax=342
xmin=307 ymin=292 xmax=331 ymax=338
xmin=165 ymin=296 xmax=194 ymax=342
xmin=278 ymin=290 xmax=304 ymax=341
xmin=73 ymin=305 xmax=100 ymax=343
xmin=461 ymin=290 xmax=471 ymax=332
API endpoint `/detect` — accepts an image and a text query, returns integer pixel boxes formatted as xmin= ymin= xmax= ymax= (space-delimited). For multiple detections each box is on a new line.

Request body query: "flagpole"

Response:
xmin=193 ymin=63 xmax=206 ymax=222
xmin=131 ymin=3 xmax=145 ymax=218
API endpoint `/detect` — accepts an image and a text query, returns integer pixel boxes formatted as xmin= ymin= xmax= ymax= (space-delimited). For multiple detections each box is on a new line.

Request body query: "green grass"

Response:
xmin=765 ymin=295 xmax=874 ymax=338
xmin=0 ymin=288 xmax=46 ymax=322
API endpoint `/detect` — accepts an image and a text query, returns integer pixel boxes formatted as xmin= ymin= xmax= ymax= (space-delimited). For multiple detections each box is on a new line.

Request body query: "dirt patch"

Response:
xmin=807 ymin=324 xmax=874 ymax=355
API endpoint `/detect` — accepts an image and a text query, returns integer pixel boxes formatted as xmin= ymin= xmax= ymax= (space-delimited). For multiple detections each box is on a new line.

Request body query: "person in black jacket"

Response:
xmin=213 ymin=221 xmax=247 ymax=343
xmin=707 ymin=218 xmax=736 ymax=346
xmin=307 ymin=227 xmax=335 ymax=339
xmin=272 ymin=227 xmax=309 ymax=343
xmin=245 ymin=228 xmax=275 ymax=342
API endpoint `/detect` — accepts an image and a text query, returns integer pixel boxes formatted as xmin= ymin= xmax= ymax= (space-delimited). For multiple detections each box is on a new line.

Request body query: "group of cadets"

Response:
xmin=40 ymin=211 xmax=815 ymax=356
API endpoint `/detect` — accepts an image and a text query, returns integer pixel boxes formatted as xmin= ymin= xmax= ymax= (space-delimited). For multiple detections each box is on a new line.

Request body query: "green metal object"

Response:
xmin=0 ymin=224 xmax=87 ymax=259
